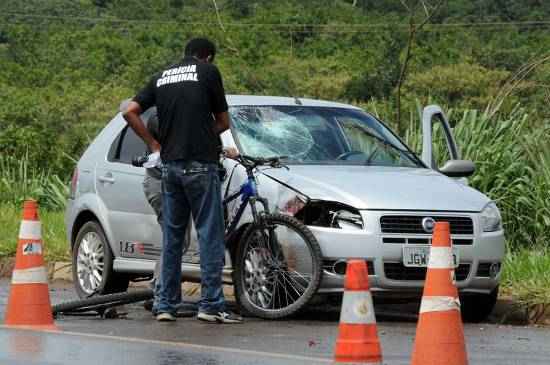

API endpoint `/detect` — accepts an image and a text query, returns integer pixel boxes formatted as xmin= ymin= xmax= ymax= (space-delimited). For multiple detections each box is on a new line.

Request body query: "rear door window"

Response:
xmin=108 ymin=126 xmax=147 ymax=164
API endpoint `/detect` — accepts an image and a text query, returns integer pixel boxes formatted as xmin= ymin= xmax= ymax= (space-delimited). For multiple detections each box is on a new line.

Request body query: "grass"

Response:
xmin=501 ymin=246 xmax=550 ymax=306
xmin=0 ymin=154 xmax=69 ymax=211
xmin=501 ymin=246 xmax=550 ymax=323
xmin=0 ymin=204 xmax=69 ymax=262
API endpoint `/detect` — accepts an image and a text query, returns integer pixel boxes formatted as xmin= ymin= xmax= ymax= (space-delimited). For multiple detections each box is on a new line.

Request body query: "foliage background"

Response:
xmin=0 ymin=0 xmax=549 ymax=250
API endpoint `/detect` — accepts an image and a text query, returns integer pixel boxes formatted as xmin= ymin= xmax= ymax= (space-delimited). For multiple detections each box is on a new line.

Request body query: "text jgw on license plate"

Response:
xmin=402 ymin=245 xmax=459 ymax=268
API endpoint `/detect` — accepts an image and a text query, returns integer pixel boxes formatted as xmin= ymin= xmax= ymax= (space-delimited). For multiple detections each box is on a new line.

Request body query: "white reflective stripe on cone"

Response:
xmin=11 ymin=267 xmax=49 ymax=284
xmin=339 ymin=291 xmax=377 ymax=324
xmin=419 ymin=296 xmax=461 ymax=314
xmin=428 ymin=247 xmax=454 ymax=269
xmin=18 ymin=220 xmax=42 ymax=240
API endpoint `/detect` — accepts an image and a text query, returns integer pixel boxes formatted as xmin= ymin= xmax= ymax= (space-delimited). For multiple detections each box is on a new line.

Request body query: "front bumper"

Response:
xmin=311 ymin=210 xmax=505 ymax=296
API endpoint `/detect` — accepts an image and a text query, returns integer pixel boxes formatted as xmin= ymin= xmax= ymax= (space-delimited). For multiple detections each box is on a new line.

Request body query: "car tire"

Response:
xmin=460 ymin=286 xmax=499 ymax=323
xmin=72 ymin=221 xmax=129 ymax=298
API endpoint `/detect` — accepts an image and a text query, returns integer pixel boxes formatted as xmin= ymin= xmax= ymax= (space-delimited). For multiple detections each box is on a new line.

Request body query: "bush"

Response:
xmin=404 ymin=63 xmax=512 ymax=109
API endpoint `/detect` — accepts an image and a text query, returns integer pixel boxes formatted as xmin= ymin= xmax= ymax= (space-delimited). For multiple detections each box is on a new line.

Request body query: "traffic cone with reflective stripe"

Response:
xmin=411 ymin=222 xmax=467 ymax=365
xmin=4 ymin=200 xmax=57 ymax=330
xmin=334 ymin=260 xmax=382 ymax=364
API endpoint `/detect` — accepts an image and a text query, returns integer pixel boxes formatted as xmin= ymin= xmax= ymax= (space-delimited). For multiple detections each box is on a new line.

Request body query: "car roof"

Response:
xmin=226 ymin=95 xmax=362 ymax=110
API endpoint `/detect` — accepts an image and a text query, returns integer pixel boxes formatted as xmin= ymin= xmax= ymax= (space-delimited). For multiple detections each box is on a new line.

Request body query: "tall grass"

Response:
xmin=404 ymin=105 xmax=550 ymax=249
xmin=0 ymin=154 xmax=69 ymax=211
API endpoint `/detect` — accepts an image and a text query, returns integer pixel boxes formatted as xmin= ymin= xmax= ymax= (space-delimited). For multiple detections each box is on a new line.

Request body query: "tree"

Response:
xmin=394 ymin=0 xmax=444 ymax=136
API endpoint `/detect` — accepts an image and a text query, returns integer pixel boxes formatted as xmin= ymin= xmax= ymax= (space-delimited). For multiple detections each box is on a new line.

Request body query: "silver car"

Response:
xmin=65 ymin=95 xmax=504 ymax=321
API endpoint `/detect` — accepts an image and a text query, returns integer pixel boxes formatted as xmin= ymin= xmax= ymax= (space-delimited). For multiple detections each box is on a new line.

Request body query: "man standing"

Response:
xmin=141 ymin=112 xmax=196 ymax=317
xmin=123 ymin=38 xmax=241 ymax=323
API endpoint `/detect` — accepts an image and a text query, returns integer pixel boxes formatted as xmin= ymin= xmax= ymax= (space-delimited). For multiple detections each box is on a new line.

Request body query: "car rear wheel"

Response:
xmin=460 ymin=286 xmax=499 ymax=323
xmin=72 ymin=221 xmax=129 ymax=298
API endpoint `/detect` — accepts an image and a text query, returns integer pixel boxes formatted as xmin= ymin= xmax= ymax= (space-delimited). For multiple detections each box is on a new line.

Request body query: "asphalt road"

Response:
xmin=1 ymin=279 xmax=550 ymax=365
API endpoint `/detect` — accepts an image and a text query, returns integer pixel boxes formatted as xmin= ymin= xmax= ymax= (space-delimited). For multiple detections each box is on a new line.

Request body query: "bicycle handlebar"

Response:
xmin=235 ymin=155 xmax=289 ymax=170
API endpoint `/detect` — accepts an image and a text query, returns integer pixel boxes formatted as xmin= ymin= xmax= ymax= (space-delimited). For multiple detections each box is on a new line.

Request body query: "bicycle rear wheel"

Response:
xmin=234 ymin=214 xmax=322 ymax=319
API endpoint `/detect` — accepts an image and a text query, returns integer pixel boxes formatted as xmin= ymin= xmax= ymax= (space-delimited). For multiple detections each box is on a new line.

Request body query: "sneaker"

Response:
xmin=197 ymin=310 xmax=243 ymax=324
xmin=156 ymin=312 xmax=176 ymax=322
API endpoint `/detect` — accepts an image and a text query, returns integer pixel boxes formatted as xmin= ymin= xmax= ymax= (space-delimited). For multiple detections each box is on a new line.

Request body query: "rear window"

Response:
xmin=108 ymin=109 xmax=155 ymax=164
xmin=114 ymin=127 xmax=147 ymax=164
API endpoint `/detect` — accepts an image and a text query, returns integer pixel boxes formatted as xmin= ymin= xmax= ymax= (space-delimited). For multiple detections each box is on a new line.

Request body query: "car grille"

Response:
xmin=380 ymin=215 xmax=474 ymax=235
xmin=382 ymin=237 xmax=473 ymax=245
xmin=384 ymin=263 xmax=470 ymax=281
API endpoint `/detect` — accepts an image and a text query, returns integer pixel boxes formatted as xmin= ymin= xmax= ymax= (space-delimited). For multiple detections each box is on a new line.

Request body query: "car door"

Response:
xmin=421 ymin=105 xmax=474 ymax=183
xmin=95 ymin=115 xmax=160 ymax=260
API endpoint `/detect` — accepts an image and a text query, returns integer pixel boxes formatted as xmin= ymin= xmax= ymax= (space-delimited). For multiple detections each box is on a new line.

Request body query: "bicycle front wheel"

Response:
xmin=234 ymin=213 xmax=322 ymax=319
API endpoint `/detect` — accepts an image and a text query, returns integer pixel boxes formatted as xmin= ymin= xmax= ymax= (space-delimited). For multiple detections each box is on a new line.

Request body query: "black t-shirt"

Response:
xmin=133 ymin=57 xmax=228 ymax=163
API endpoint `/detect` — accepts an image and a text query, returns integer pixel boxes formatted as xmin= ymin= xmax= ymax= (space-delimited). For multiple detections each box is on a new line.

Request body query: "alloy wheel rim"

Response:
xmin=76 ymin=232 xmax=105 ymax=295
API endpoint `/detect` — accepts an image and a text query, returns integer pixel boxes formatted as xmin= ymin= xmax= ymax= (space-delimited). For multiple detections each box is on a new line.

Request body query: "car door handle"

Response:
xmin=98 ymin=174 xmax=115 ymax=184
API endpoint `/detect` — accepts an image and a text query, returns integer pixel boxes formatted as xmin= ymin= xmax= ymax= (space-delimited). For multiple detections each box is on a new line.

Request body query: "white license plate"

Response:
xmin=402 ymin=245 xmax=459 ymax=268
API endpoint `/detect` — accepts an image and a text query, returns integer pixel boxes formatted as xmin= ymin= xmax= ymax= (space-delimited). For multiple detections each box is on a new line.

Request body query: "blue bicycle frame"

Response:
xmin=223 ymin=172 xmax=269 ymax=239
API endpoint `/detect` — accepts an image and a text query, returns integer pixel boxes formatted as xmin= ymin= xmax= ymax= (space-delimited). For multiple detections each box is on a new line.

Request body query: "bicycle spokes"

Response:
xmin=243 ymin=225 xmax=315 ymax=311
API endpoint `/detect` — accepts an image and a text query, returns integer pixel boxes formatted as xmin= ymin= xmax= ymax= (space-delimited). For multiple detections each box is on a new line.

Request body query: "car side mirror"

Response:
xmin=439 ymin=160 xmax=475 ymax=178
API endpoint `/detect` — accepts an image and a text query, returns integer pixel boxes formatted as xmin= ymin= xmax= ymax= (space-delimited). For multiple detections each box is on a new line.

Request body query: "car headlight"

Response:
xmin=481 ymin=202 xmax=502 ymax=232
xmin=331 ymin=210 xmax=364 ymax=230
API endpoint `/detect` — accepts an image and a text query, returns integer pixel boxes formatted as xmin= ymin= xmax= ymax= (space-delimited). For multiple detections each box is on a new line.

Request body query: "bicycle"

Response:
xmin=225 ymin=155 xmax=322 ymax=319
xmin=52 ymin=155 xmax=322 ymax=320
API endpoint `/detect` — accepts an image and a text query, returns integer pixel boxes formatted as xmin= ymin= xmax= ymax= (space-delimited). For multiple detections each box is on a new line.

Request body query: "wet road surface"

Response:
xmin=1 ymin=279 xmax=550 ymax=365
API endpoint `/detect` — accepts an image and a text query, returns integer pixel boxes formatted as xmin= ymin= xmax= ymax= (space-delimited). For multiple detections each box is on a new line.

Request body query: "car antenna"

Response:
xmin=294 ymin=97 xmax=302 ymax=105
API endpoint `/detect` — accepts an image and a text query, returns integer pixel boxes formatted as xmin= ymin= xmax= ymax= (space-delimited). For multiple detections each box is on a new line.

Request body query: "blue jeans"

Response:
xmin=156 ymin=160 xmax=226 ymax=315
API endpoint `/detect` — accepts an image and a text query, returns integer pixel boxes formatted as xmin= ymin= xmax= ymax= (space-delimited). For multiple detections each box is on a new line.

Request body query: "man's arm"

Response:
xmin=213 ymin=111 xmax=230 ymax=135
xmin=123 ymin=101 xmax=161 ymax=153
xmin=207 ymin=65 xmax=230 ymax=135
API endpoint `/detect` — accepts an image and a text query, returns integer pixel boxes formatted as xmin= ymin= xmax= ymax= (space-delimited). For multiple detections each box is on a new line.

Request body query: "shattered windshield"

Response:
xmin=229 ymin=105 xmax=421 ymax=167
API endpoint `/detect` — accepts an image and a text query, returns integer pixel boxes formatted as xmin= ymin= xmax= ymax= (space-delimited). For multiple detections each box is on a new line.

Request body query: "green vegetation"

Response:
xmin=1 ymin=155 xmax=69 ymax=211
xmin=0 ymin=1 xmax=549 ymax=312
xmin=502 ymin=246 xmax=550 ymax=321
xmin=0 ymin=205 xmax=68 ymax=262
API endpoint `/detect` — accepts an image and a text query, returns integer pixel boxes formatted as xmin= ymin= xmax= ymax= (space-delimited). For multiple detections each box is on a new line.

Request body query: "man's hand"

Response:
xmin=123 ymin=101 xmax=161 ymax=152
xmin=223 ymin=147 xmax=240 ymax=159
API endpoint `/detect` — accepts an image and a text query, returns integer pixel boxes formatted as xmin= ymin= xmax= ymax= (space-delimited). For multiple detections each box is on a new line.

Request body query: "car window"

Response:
xmin=108 ymin=109 xmax=156 ymax=164
xmin=117 ymin=126 xmax=147 ymax=164
xmin=108 ymin=126 xmax=147 ymax=164
xmin=230 ymin=105 xmax=421 ymax=168
xmin=432 ymin=122 xmax=453 ymax=168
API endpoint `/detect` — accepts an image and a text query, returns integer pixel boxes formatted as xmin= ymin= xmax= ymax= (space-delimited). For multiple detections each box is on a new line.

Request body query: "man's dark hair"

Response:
xmin=184 ymin=38 xmax=216 ymax=61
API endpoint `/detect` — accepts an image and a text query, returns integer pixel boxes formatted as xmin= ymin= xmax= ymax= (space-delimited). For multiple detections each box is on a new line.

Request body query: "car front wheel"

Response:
xmin=72 ymin=221 xmax=129 ymax=298
xmin=460 ymin=286 xmax=499 ymax=323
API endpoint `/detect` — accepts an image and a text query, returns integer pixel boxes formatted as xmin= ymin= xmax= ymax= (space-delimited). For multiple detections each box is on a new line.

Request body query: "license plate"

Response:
xmin=402 ymin=245 xmax=459 ymax=268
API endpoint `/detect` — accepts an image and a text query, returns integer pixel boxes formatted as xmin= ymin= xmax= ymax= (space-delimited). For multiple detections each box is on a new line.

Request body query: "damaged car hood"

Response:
xmin=261 ymin=165 xmax=489 ymax=212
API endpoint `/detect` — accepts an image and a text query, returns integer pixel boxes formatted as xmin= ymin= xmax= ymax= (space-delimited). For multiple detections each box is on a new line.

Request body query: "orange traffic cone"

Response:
xmin=4 ymin=200 xmax=57 ymax=330
xmin=411 ymin=222 xmax=467 ymax=365
xmin=334 ymin=260 xmax=382 ymax=364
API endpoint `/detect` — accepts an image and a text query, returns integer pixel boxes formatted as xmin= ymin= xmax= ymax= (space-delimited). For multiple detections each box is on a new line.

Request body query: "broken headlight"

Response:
xmin=330 ymin=210 xmax=364 ymax=230
xmin=295 ymin=201 xmax=364 ymax=230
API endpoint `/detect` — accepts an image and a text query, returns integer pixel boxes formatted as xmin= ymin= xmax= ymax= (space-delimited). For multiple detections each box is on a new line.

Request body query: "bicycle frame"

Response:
xmin=223 ymin=169 xmax=269 ymax=239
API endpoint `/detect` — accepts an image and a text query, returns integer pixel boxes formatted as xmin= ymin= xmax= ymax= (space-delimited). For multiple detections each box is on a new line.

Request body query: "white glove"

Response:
xmin=143 ymin=151 xmax=162 ymax=168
